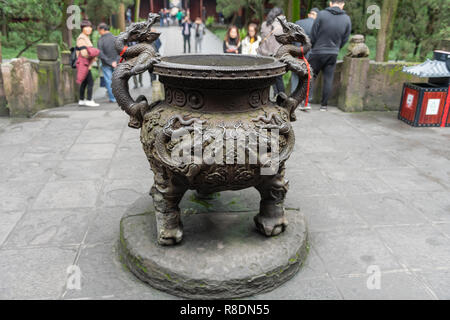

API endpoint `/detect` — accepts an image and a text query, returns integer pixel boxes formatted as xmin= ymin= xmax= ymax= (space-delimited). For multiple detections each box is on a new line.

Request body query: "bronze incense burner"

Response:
xmin=112 ymin=14 xmax=311 ymax=246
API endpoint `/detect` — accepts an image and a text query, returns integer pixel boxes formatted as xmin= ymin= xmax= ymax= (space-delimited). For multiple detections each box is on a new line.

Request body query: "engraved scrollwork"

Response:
xmin=173 ymin=89 xmax=186 ymax=107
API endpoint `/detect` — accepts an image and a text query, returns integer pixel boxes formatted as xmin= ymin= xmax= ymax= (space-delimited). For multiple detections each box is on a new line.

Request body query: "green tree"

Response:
xmin=83 ymin=0 xmax=134 ymax=25
xmin=1 ymin=0 xmax=63 ymax=57
xmin=217 ymin=0 xmax=283 ymax=25
xmin=394 ymin=0 xmax=450 ymax=61
xmin=375 ymin=0 xmax=399 ymax=61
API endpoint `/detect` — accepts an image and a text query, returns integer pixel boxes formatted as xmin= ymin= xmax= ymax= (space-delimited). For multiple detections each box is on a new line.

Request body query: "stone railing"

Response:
xmin=0 ymin=43 xmax=77 ymax=117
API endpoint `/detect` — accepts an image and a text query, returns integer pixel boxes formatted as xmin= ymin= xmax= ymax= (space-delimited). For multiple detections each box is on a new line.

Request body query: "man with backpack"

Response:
xmin=309 ymin=0 xmax=351 ymax=111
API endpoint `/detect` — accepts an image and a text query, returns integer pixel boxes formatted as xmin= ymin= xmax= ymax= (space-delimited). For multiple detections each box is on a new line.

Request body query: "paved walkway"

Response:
xmin=1 ymin=27 xmax=450 ymax=300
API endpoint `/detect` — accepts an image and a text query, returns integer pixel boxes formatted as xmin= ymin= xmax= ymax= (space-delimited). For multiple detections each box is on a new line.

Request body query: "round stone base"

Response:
xmin=119 ymin=207 xmax=308 ymax=299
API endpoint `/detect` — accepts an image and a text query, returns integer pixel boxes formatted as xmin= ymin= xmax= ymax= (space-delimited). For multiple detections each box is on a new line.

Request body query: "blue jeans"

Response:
xmin=102 ymin=65 xmax=115 ymax=102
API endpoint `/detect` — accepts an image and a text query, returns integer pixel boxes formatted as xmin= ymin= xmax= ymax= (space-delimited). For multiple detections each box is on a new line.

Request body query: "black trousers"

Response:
xmin=183 ymin=35 xmax=191 ymax=53
xmin=80 ymin=70 xmax=94 ymax=101
xmin=309 ymin=54 xmax=338 ymax=106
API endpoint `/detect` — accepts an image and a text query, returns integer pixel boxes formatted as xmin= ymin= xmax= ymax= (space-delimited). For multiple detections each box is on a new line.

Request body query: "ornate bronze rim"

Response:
xmin=153 ymin=54 xmax=286 ymax=80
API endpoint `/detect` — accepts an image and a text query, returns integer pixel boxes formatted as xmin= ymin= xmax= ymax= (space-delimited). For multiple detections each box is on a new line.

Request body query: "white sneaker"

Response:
xmin=85 ymin=100 xmax=100 ymax=107
xmin=78 ymin=100 xmax=86 ymax=106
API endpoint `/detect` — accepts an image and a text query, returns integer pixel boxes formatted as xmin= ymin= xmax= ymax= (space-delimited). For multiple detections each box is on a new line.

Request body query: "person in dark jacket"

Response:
xmin=310 ymin=0 xmax=351 ymax=111
xmin=291 ymin=7 xmax=319 ymax=109
xmin=97 ymin=23 xmax=119 ymax=103
xmin=181 ymin=16 xmax=192 ymax=53
xmin=223 ymin=25 xmax=241 ymax=54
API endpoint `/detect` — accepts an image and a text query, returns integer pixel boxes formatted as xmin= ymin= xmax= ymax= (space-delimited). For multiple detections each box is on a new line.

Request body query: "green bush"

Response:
xmin=110 ymin=27 xmax=121 ymax=36
xmin=239 ymin=28 xmax=247 ymax=41
xmin=205 ymin=16 xmax=215 ymax=27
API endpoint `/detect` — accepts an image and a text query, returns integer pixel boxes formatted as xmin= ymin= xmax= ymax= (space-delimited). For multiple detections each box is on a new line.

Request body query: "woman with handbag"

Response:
xmin=76 ymin=20 xmax=100 ymax=107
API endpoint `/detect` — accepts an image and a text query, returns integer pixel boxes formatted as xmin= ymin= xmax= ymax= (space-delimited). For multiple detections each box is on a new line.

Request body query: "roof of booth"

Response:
xmin=403 ymin=59 xmax=450 ymax=78
xmin=403 ymin=51 xmax=450 ymax=78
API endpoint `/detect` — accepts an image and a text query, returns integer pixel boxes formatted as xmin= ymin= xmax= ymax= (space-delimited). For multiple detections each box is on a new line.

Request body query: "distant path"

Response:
xmin=158 ymin=25 xmax=223 ymax=56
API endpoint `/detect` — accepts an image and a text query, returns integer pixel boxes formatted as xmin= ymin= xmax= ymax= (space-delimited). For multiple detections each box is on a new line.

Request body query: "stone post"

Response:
xmin=0 ymin=58 xmax=38 ymax=117
xmin=35 ymin=43 xmax=62 ymax=110
xmin=336 ymin=35 xmax=370 ymax=112
xmin=60 ymin=50 xmax=78 ymax=104
xmin=336 ymin=56 xmax=370 ymax=112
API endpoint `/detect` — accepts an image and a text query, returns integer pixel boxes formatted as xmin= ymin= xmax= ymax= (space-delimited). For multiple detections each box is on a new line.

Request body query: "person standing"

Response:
xmin=126 ymin=8 xmax=132 ymax=25
xmin=159 ymin=8 xmax=165 ymax=27
xmin=309 ymin=0 xmax=351 ymax=111
xmin=76 ymin=20 xmax=100 ymax=107
xmin=290 ymin=7 xmax=319 ymax=110
xmin=194 ymin=17 xmax=206 ymax=53
xmin=241 ymin=23 xmax=261 ymax=55
xmin=181 ymin=16 xmax=192 ymax=53
xmin=223 ymin=25 xmax=241 ymax=54
xmin=257 ymin=7 xmax=286 ymax=95
xmin=97 ymin=23 xmax=119 ymax=103
xmin=176 ymin=9 xmax=183 ymax=26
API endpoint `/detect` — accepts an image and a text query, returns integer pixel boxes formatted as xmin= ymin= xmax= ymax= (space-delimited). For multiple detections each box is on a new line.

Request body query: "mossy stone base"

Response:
xmin=119 ymin=208 xmax=308 ymax=299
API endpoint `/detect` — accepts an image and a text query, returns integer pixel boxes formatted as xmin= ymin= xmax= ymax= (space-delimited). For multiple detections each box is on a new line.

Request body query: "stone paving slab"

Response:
xmin=0 ymin=26 xmax=449 ymax=300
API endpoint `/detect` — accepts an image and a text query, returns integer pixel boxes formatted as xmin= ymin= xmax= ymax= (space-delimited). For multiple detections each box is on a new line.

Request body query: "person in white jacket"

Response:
xmin=241 ymin=23 xmax=261 ymax=55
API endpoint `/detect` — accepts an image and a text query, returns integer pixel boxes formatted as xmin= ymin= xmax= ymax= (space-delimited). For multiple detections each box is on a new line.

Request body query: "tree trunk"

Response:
xmin=375 ymin=0 xmax=399 ymax=62
xmin=286 ymin=0 xmax=293 ymax=21
xmin=61 ymin=0 xmax=74 ymax=49
xmin=118 ymin=3 xmax=126 ymax=31
xmin=413 ymin=40 xmax=420 ymax=57
xmin=135 ymin=0 xmax=141 ymax=22
xmin=230 ymin=12 xmax=238 ymax=26
xmin=292 ymin=0 xmax=300 ymax=22
xmin=361 ymin=0 xmax=367 ymax=34
xmin=1 ymin=12 xmax=7 ymax=39
xmin=307 ymin=0 xmax=313 ymax=14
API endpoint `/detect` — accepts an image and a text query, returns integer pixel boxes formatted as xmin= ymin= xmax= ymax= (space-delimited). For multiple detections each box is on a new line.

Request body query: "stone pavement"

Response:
xmin=1 ymin=26 xmax=450 ymax=300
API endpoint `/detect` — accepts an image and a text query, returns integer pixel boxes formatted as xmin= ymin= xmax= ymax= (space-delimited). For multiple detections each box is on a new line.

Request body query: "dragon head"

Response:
xmin=275 ymin=17 xmax=309 ymax=47
xmin=126 ymin=13 xmax=161 ymax=43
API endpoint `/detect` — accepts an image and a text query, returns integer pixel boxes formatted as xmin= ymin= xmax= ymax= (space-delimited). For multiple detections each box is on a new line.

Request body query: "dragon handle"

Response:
xmin=111 ymin=13 xmax=162 ymax=129
xmin=274 ymin=17 xmax=312 ymax=121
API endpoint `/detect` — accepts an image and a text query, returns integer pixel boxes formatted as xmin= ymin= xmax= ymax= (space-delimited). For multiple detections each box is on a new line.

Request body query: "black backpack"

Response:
xmin=69 ymin=46 xmax=86 ymax=69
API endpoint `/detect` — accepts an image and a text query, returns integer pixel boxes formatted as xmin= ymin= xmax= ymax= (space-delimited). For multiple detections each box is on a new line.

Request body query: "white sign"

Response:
xmin=406 ymin=94 xmax=414 ymax=108
xmin=426 ymin=99 xmax=441 ymax=115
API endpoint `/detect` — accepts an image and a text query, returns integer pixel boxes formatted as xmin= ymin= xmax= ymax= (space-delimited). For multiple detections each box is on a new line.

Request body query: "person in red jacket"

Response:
xmin=76 ymin=20 xmax=100 ymax=107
